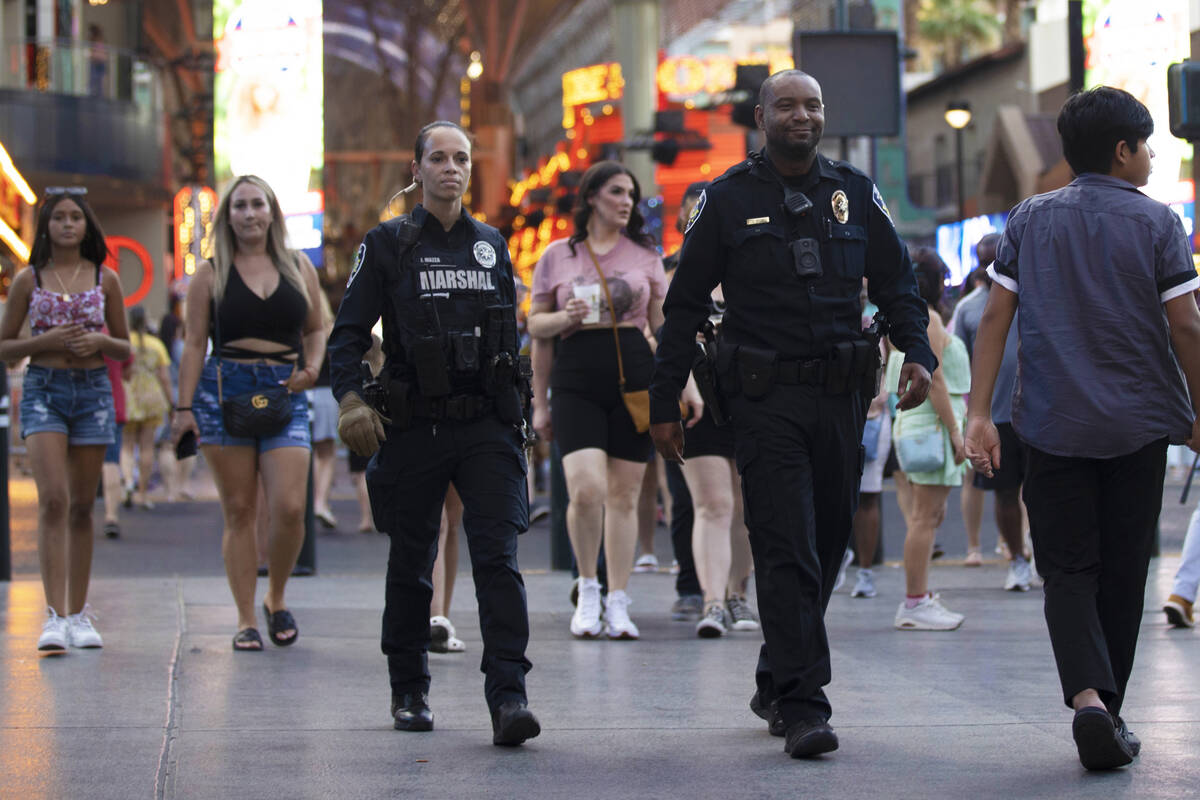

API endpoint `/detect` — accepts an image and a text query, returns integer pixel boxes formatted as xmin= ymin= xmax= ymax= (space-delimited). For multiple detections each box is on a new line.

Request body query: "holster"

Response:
xmin=691 ymin=326 xmax=728 ymax=426
xmin=825 ymin=340 xmax=881 ymax=396
xmin=486 ymin=352 xmax=523 ymax=425
xmin=736 ymin=346 xmax=777 ymax=400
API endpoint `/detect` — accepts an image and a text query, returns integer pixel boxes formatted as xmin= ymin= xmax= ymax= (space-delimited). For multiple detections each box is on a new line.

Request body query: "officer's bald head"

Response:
xmin=758 ymin=70 xmax=820 ymax=107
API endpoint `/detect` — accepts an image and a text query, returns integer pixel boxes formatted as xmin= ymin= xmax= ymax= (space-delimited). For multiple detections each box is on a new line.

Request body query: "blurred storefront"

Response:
xmin=0 ymin=0 xmax=176 ymax=312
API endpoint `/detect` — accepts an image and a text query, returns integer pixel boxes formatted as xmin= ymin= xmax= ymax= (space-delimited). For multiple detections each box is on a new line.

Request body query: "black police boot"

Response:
xmin=391 ymin=693 xmax=433 ymax=732
xmin=492 ymin=701 xmax=541 ymax=746
xmin=749 ymin=690 xmax=786 ymax=737
xmin=783 ymin=719 xmax=839 ymax=758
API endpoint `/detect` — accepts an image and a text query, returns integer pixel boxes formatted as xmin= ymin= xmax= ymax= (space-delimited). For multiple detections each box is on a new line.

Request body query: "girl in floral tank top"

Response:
xmin=0 ymin=190 xmax=129 ymax=654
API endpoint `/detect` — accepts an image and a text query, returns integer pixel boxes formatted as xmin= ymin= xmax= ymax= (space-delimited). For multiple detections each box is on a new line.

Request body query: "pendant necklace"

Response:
xmin=50 ymin=259 xmax=84 ymax=301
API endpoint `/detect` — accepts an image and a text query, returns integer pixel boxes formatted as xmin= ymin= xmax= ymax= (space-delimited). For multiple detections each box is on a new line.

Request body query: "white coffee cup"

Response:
xmin=573 ymin=283 xmax=602 ymax=324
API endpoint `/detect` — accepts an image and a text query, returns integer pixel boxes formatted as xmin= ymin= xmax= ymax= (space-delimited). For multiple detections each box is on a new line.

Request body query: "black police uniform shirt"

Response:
xmin=329 ymin=204 xmax=519 ymax=403
xmin=649 ymin=150 xmax=937 ymax=423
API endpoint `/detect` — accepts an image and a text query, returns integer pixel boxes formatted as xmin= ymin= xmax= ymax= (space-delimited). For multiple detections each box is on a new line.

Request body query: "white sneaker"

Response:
xmin=725 ymin=593 xmax=760 ymax=631
xmin=832 ymin=548 xmax=854 ymax=592
xmin=1004 ymin=556 xmax=1032 ymax=592
xmin=894 ymin=596 xmax=964 ymax=631
xmin=570 ymin=579 xmax=604 ymax=638
xmin=38 ymin=608 xmax=69 ymax=653
xmin=695 ymin=602 xmax=728 ymax=638
xmin=67 ymin=604 xmax=103 ymax=648
xmin=633 ymin=554 xmax=659 ymax=573
xmin=604 ymin=590 xmax=639 ymax=640
xmin=851 ymin=568 xmax=877 ymax=598
xmin=429 ymin=615 xmax=463 ymax=653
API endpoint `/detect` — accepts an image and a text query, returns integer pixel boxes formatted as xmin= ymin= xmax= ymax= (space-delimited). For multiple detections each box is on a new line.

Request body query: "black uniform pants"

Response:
xmin=1021 ymin=438 xmax=1166 ymax=716
xmin=366 ymin=414 xmax=532 ymax=712
xmin=730 ymin=384 xmax=866 ymax=725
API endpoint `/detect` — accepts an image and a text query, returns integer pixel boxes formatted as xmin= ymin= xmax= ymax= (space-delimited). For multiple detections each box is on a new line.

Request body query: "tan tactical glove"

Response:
xmin=338 ymin=392 xmax=388 ymax=457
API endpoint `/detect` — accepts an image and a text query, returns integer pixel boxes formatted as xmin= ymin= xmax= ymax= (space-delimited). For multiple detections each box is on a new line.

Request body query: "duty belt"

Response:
xmin=411 ymin=394 xmax=493 ymax=420
xmin=774 ymin=358 xmax=826 ymax=386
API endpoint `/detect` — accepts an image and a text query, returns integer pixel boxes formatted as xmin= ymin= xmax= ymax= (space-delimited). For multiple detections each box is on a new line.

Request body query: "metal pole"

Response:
xmin=293 ymin=435 xmax=317 ymax=576
xmin=549 ymin=441 xmax=572 ymax=571
xmin=1068 ymin=1 xmax=1085 ymax=94
xmin=955 ymin=126 xmax=965 ymax=223
xmin=0 ymin=370 xmax=10 ymax=582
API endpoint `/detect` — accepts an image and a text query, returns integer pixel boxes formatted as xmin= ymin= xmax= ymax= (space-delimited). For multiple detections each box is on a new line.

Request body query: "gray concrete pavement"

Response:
xmin=2 ymin=470 xmax=1199 ymax=799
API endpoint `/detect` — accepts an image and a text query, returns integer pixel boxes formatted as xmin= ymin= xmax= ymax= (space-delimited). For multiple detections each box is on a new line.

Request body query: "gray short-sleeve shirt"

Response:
xmin=986 ymin=173 xmax=1198 ymax=458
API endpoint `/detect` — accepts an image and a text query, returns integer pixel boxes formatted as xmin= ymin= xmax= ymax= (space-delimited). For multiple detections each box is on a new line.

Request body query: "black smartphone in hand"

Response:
xmin=175 ymin=430 xmax=197 ymax=459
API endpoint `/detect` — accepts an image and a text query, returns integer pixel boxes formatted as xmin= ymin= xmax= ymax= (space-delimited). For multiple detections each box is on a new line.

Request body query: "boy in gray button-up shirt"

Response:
xmin=966 ymin=87 xmax=1200 ymax=772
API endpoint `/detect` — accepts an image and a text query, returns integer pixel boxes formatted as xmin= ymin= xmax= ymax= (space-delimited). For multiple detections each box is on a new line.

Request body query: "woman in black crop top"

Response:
xmin=171 ymin=175 xmax=326 ymax=651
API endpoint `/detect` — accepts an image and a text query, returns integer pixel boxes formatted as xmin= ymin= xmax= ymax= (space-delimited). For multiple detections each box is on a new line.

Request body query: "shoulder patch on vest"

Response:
xmin=872 ymin=184 xmax=894 ymax=226
xmin=684 ymin=189 xmax=707 ymax=235
xmin=347 ymin=243 xmax=366 ymax=287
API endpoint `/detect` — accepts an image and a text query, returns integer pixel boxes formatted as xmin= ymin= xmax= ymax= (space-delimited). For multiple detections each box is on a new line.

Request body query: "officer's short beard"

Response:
xmin=768 ymin=130 xmax=822 ymax=164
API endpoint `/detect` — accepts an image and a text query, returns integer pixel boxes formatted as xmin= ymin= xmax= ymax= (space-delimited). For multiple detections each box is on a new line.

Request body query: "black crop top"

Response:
xmin=212 ymin=264 xmax=307 ymax=361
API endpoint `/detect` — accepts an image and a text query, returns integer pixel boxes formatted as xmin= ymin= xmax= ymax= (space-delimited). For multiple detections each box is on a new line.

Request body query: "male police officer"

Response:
xmin=650 ymin=71 xmax=935 ymax=758
xmin=329 ymin=121 xmax=539 ymax=746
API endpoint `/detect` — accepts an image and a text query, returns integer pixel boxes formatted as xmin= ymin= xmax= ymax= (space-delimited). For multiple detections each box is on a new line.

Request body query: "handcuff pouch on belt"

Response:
xmin=737 ymin=345 xmax=778 ymax=399
xmin=691 ymin=320 xmax=729 ymax=425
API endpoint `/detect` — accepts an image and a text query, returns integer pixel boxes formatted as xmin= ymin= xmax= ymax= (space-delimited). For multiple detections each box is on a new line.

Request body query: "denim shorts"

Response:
xmin=19 ymin=365 xmax=116 ymax=445
xmin=192 ymin=358 xmax=310 ymax=452
xmin=104 ymin=423 xmax=124 ymax=463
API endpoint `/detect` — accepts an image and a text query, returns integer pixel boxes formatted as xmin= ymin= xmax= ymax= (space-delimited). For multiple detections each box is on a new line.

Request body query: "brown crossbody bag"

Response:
xmin=583 ymin=241 xmax=683 ymax=433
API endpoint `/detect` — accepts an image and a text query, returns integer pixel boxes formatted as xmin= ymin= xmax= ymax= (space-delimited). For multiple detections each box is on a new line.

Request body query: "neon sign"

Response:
xmin=561 ymin=63 xmax=624 ymax=128
xmin=214 ymin=0 xmax=324 ymax=265
xmin=173 ymin=186 xmax=217 ymax=280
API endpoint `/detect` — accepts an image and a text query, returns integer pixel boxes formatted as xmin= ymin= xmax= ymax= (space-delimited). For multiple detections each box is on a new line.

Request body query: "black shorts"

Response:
xmin=682 ymin=408 xmax=735 ymax=460
xmin=973 ymin=421 xmax=1027 ymax=492
xmin=550 ymin=329 xmax=653 ymax=463
xmin=348 ymin=450 xmax=371 ymax=474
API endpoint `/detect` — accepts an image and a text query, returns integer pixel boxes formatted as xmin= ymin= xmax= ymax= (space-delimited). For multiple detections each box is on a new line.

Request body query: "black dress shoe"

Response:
xmin=492 ymin=701 xmax=540 ymax=746
xmin=391 ymin=693 xmax=434 ymax=732
xmin=749 ymin=691 xmax=786 ymax=737
xmin=1072 ymin=707 xmax=1133 ymax=770
xmin=1112 ymin=715 xmax=1141 ymax=757
xmin=784 ymin=719 xmax=839 ymax=758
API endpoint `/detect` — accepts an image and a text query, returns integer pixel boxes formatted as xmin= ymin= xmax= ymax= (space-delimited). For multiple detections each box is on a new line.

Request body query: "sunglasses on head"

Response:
xmin=44 ymin=186 xmax=88 ymax=196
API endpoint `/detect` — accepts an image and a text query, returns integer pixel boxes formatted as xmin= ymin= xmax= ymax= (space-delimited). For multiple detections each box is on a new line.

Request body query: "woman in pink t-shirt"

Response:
xmin=529 ymin=161 xmax=698 ymax=640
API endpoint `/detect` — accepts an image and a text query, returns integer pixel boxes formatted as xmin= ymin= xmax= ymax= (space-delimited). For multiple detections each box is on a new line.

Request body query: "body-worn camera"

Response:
xmin=791 ymin=238 xmax=823 ymax=278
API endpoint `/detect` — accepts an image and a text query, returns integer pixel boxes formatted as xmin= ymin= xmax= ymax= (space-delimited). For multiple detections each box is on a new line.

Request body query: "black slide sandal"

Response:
xmin=232 ymin=628 xmax=263 ymax=651
xmin=263 ymin=603 xmax=299 ymax=647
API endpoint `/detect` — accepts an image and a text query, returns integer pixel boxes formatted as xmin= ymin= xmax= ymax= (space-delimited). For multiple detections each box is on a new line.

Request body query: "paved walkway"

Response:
xmin=1 ymin=473 xmax=1198 ymax=799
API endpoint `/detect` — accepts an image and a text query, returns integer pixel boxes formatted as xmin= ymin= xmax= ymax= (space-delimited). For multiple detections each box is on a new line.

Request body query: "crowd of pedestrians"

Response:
xmin=5 ymin=80 xmax=1200 ymax=771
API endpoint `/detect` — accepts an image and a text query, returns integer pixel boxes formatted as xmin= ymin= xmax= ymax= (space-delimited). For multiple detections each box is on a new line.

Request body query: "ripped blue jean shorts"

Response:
xmin=19 ymin=364 xmax=115 ymax=445
xmin=192 ymin=358 xmax=310 ymax=452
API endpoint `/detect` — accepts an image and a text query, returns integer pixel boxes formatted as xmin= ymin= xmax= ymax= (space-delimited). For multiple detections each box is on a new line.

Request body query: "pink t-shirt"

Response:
xmin=532 ymin=236 xmax=667 ymax=336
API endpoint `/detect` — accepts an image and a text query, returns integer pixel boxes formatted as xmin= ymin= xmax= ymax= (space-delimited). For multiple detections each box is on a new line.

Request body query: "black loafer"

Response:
xmin=1072 ymin=707 xmax=1133 ymax=770
xmin=1112 ymin=715 xmax=1141 ymax=757
xmin=784 ymin=719 xmax=839 ymax=758
xmin=749 ymin=691 xmax=786 ymax=737
xmin=392 ymin=693 xmax=434 ymax=732
xmin=492 ymin=701 xmax=540 ymax=746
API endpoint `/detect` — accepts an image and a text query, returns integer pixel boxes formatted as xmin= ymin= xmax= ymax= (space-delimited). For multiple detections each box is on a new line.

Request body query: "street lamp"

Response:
xmin=945 ymin=101 xmax=972 ymax=223
xmin=466 ymin=51 xmax=483 ymax=81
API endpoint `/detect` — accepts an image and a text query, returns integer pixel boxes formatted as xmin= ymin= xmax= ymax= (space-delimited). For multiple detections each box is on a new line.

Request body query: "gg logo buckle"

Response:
xmin=251 ymin=394 xmax=269 ymax=409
